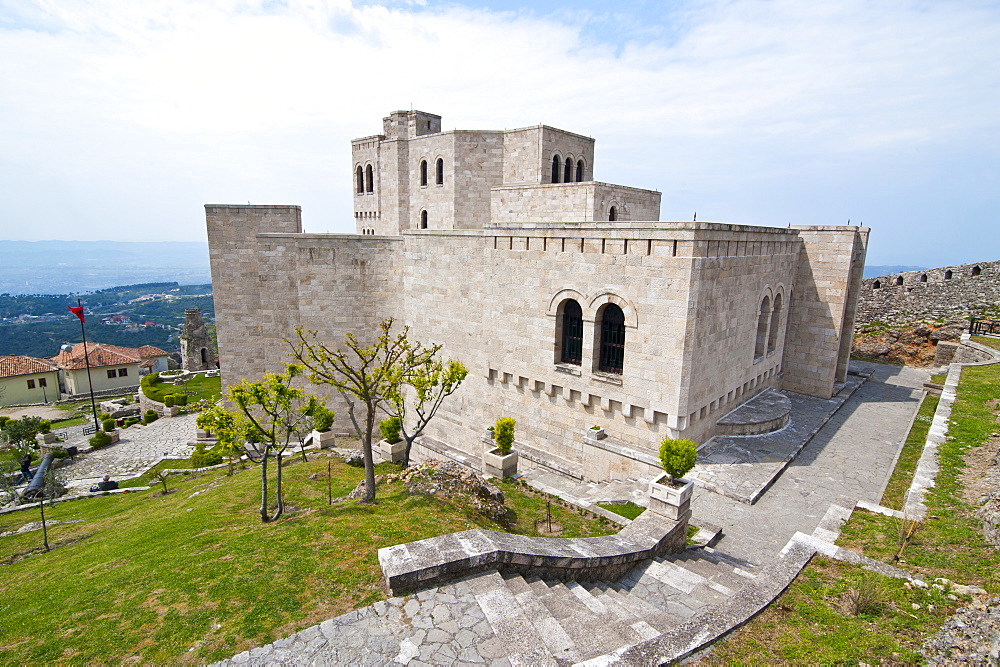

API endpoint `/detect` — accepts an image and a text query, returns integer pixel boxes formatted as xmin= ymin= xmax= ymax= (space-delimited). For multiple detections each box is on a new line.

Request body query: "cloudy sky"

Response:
xmin=1 ymin=0 xmax=997 ymax=267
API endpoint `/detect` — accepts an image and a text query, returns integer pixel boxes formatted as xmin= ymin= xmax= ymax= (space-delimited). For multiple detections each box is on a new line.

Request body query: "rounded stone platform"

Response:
xmin=715 ymin=389 xmax=791 ymax=436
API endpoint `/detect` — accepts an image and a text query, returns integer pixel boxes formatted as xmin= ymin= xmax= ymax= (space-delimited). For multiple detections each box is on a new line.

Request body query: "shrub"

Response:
xmin=89 ymin=431 xmax=112 ymax=448
xmin=658 ymin=437 xmax=698 ymax=482
xmin=0 ymin=416 xmax=10 ymax=428
xmin=102 ymin=418 xmax=116 ymax=432
xmin=191 ymin=442 xmax=223 ymax=467
xmin=141 ymin=372 xmax=159 ymax=388
xmin=38 ymin=420 xmax=52 ymax=434
xmin=493 ymin=417 xmax=516 ymax=455
xmin=123 ymin=416 xmax=140 ymax=428
xmin=176 ymin=394 xmax=189 ymax=406
xmin=163 ymin=395 xmax=175 ymax=408
xmin=51 ymin=447 xmax=69 ymax=459
xmin=379 ymin=416 xmax=401 ymax=443
xmin=314 ymin=406 xmax=334 ymax=432
xmin=143 ymin=410 xmax=159 ymax=425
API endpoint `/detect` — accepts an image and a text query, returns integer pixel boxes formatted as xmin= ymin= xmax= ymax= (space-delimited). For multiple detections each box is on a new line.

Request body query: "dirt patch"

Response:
xmin=534 ymin=519 xmax=563 ymax=535
xmin=853 ymin=319 xmax=966 ymax=367
xmin=959 ymin=434 xmax=1000 ymax=508
xmin=0 ymin=405 xmax=68 ymax=420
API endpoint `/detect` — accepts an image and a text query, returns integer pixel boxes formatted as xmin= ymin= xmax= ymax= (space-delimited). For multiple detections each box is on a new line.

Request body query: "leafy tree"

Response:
xmin=219 ymin=364 xmax=325 ymax=522
xmin=1 ymin=416 xmax=46 ymax=456
xmin=386 ymin=358 xmax=468 ymax=467
xmin=289 ymin=318 xmax=438 ymax=502
xmin=196 ymin=404 xmax=252 ymax=475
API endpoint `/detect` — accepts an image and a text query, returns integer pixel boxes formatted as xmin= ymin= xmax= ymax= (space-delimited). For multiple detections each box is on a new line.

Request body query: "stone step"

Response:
xmin=582 ymin=581 xmax=671 ymax=637
xmin=501 ymin=575 xmax=579 ymax=662
xmin=460 ymin=570 xmax=557 ymax=666
xmin=525 ymin=577 xmax=639 ymax=662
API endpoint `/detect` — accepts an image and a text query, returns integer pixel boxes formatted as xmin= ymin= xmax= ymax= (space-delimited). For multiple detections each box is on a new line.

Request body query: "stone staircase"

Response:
xmin=219 ymin=546 xmax=757 ymax=666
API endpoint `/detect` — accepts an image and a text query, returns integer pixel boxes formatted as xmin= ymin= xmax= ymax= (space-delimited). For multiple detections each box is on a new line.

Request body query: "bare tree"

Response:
xmin=289 ymin=318 xmax=436 ymax=502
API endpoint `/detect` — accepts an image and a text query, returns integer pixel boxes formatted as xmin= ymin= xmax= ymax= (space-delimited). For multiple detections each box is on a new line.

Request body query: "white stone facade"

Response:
xmin=208 ymin=111 xmax=868 ymax=483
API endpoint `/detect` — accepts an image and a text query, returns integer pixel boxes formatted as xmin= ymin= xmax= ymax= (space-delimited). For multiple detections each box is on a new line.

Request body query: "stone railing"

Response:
xmin=377 ymin=507 xmax=688 ymax=596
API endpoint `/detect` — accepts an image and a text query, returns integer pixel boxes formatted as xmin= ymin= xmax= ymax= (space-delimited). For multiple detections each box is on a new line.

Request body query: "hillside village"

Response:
xmin=0 ymin=111 xmax=998 ymax=663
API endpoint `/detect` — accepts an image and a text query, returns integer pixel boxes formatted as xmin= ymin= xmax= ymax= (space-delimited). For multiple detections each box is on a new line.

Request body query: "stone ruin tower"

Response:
xmin=180 ymin=308 xmax=215 ymax=371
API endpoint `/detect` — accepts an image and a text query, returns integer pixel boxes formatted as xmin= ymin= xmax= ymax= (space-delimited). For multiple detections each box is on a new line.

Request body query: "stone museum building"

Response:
xmin=207 ymin=110 xmax=869 ymax=482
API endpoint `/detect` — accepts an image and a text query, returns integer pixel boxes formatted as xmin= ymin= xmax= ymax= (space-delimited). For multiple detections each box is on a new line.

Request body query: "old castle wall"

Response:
xmin=856 ymin=260 xmax=1000 ymax=325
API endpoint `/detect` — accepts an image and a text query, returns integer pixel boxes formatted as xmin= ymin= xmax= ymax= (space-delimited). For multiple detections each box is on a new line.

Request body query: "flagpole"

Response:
xmin=73 ymin=298 xmax=101 ymax=432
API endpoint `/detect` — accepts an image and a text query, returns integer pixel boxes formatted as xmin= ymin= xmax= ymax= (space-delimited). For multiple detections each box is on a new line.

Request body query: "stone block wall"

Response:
xmin=490 ymin=182 xmax=661 ymax=225
xmin=782 ymin=226 xmax=869 ymax=398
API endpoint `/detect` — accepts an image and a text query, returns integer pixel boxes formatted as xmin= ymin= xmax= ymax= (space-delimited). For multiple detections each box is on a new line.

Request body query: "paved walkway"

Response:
xmin=219 ymin=360 xmax=933 ymax=665
xmin=47 ymin=415 xmax=198 ymax=495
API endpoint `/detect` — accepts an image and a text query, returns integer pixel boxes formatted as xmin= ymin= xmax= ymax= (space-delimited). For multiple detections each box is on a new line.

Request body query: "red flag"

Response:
xmin=68 ymin=306 xmax=85 ymax=323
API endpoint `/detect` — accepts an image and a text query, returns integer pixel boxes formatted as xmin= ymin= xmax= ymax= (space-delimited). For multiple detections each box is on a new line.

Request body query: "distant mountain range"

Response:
xmin=863 ymin=265 xmax=927 ymax=279
xmin=0 ymin=241 xmax=211 ymax=294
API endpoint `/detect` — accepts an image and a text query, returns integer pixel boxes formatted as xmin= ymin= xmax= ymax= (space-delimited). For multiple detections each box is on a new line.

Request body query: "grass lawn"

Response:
xmin=972 ymin=335 xmax=1000 ymax=351
xmin=0 ymin=456 xmax=614 ymax=663
xmin=879 ymin=392 xmax=939 ymax=510
xmin=697 ymin=359 xmax=1000 ymax=663
xmin=142 ymin=374 xmax=221 ymax=404
xmin=597 ymin=501 xmax=646 ymax=520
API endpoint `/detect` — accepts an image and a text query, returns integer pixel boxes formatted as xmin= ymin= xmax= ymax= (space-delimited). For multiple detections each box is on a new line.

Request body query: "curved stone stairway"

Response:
xmin=219 ymin=546 xmax=757 ymax=666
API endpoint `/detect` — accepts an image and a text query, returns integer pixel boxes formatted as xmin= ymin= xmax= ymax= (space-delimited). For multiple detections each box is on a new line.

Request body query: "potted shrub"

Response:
xmin=586 ymin=424 xmax=607 ymax=440
xmin=309 ymin=406 xmax=337 ymax=449
xmin=89 ymin=430 xmax=114 ymax=449
xmin=377 ymin=416 xmax=405 ymax=463
xmin=648 ymin=437 xmax=698 ymax=520
xmin=483 ymin=417 xmax=518 ymax=478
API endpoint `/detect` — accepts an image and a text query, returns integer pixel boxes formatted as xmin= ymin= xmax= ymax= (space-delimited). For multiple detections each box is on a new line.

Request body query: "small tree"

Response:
xmin=226 ymin=364 xmax=326 ymax=522
xmin=197 ymin=404 xmax=252 ymax=476
xmin=658 ymin=437 xmax=698 ymax=483
xmin=386 ymin=357 xmax=468 ymax=467
xmin=148 ymin=468 xmax=170 ymax=494
xmin=493 ymin=417 xmax=516 ymax=455
xmin=289 ymin=318 xmax=437 ymax=503
xmin=1 ymin=416 xmax=46 ymax=456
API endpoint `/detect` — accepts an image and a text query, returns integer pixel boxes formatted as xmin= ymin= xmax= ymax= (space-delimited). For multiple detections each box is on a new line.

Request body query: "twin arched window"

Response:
xmin=557 ymin=299 xmax=626 ymax=374
xmin=754 ymin=292 xmax=784 ymax=361
xmin=357 ymin=165 xmax=374 ymax=194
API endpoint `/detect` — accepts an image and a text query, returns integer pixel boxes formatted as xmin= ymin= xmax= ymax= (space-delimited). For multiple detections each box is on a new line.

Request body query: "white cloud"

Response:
xmin=0 ymin=0 xmax=998 ymax=265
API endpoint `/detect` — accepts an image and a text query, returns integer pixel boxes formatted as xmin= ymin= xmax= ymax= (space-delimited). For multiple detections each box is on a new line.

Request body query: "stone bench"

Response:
xmin=378 ymin=509 xmax=688 ymax=595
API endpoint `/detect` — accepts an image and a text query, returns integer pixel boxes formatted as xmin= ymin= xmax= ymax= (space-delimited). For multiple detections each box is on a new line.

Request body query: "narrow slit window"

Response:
xmin=436 ymin=158 xmax=443 ymax=185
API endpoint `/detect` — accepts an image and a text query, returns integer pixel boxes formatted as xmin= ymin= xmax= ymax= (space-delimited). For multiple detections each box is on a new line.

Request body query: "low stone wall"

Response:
xmin=378 ymin=509 xmax=688 ymax=596
xmin=138 ymin=392 xmax=177 ymax=418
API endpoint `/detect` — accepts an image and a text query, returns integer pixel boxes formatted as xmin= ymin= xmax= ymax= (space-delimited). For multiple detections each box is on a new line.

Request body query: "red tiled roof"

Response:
xmin=0 ymin=355 xmax=59 ymax=379
xmin=53 ymin=342 xmax=141 ymax=370
xmin=136 ymin=345 xmax=169 ymax=358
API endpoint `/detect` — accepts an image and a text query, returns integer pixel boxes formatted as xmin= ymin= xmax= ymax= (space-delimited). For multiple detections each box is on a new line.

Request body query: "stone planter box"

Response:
xmin=379 ymin=438 xmax=406 ymax=463
xmin=586 ymin=426 xmax=607 ymax=440
xmin=310 ymin=429 xmax=337 ymax=449
xmin=36 ymin=432 xmax=58 ymax=445
xmin=483 ymin=448 xmax=517 ymax=479
xmin=103 ymin=430 xmax=121 ymax=445
xmin=648 ymin=476 xmax=693 ymax=520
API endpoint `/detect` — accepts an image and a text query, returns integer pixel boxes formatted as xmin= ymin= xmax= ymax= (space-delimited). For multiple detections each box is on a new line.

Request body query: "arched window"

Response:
xmin=608 ymin=206 xmax=617 ymax=221
xmin=558 ymin=299 xmax=583 ymax=365
xmin=920 ymin=274 xmax=928 ymax=283
xmin=597 ymin=304 xmax=626 ymax=374
xmin=365 ymin=165 xmax=374 ymax=193
xmin=420 ymin=210 xmax=428 ymax=229
xmin=200 ymin=348 xmax=208 ymax=364
xmin=944 ymin=270 xmax=953 ymax=280
xmin=972 ymin=265 xmax=982 ymax=276
xmin=355 ymin=166 xmax=364 ymax=194
xmin=754 ymin=296 xmax=770 ymax=360
xmin=564 ymin=157 xmax=572 ymax=184
xmin=436 ymin=158 xmax=444 ymax=185
xmin=552 ymin=155 xmax=561 ymax=183
xmin=576 ymin=160 xmax=584 ymax=182
xmin=766 ymin=293 xmax=782 ymax=354
xmin=873 ymin=280 xmax=881 ymax=289
xmin=420 ymin=160 xmax=428 ymax=186
xmin=895 ymin=276 xmax=903 ymax=286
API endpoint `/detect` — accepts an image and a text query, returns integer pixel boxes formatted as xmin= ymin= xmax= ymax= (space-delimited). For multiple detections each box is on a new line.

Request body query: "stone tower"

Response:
xmin=180 ymin=308 xmax=215 ymax=371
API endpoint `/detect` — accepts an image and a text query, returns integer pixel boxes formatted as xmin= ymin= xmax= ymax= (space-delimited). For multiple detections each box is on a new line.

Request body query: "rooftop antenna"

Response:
xmin=693 ymin=212 xmax=697 ymax=221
